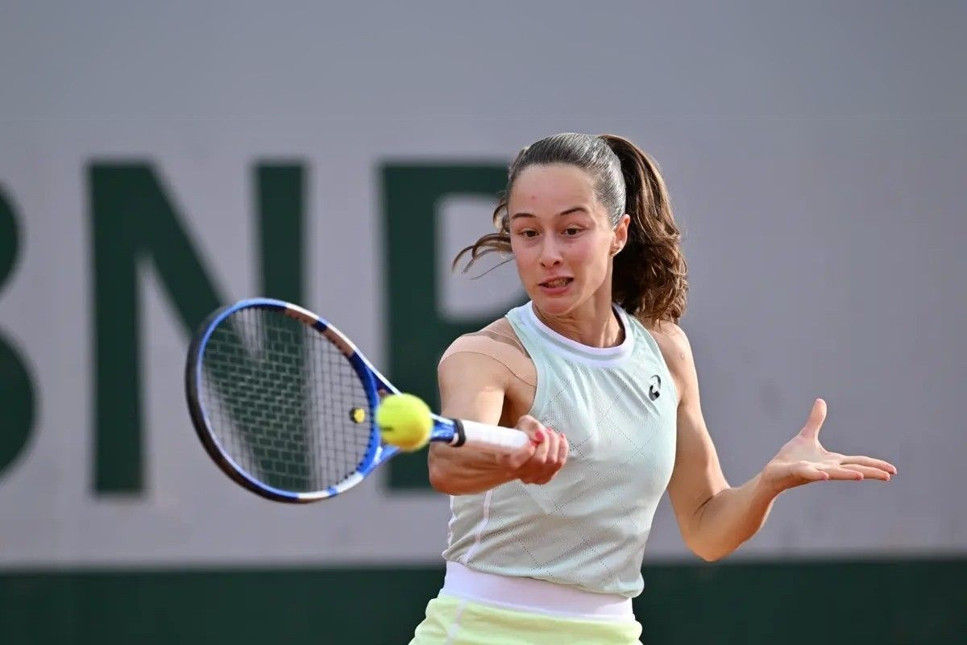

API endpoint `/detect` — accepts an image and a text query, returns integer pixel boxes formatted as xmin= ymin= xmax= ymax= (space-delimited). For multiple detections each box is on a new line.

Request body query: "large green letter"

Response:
xmin=0 ymin=187 xmax=36 ymax=479
xmin=90 ymin=162 xmax=305 ymax=494
xmin=382 ymin=164 xmax=523 ymax=490
xmin=256 ymin=165 xmax=305 ymax=304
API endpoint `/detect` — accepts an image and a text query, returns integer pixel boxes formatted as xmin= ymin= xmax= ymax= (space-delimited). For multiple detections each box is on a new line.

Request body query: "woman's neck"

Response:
xmin=531 ymin=297 xmax=624 ymax=349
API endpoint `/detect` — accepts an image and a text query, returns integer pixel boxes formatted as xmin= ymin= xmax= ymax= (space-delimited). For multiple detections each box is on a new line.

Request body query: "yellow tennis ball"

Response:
xmin=376 ymin=393 xmax=432 ymax=452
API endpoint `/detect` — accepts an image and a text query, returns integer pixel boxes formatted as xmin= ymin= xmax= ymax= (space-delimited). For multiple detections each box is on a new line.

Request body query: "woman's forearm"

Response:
xmin=427 ymin=445 xmax=516 ymax=495
xmin=686 ymin=473 xmax=781 ymax=561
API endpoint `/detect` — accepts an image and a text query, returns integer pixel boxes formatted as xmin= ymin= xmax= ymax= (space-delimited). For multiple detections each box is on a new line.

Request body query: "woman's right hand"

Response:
xmin=498 ymin=415 xmax=569 ymax=485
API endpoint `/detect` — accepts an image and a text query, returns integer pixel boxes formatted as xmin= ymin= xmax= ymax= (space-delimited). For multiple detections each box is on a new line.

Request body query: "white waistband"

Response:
xmin=441 ymin=561 xmax=634 ymax=621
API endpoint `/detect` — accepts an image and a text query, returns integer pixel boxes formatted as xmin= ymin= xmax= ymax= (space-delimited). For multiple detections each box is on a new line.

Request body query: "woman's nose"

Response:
xmin=539 ymin=238 xmax=562 ymax=267
xmin=540 ymin=235 xmax=561 ymax=267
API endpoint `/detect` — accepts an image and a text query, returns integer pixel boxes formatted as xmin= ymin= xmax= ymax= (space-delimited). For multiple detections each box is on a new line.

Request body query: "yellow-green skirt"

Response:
xmin=408 ymin=595 xmax=643 ymax=645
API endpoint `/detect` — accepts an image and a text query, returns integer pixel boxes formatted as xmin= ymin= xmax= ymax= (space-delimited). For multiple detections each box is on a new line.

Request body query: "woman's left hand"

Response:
xmin=760 ymin=399 xmax=897 ymax=495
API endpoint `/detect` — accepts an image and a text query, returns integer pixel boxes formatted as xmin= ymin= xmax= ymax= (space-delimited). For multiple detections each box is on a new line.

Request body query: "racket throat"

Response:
xmin=449 ymin=419 xmax=467 ymax=447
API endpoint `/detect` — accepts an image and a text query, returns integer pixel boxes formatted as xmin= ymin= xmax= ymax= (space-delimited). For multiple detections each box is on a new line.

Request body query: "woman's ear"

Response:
xmin=612 ymin=213 xmax=631 ymax=255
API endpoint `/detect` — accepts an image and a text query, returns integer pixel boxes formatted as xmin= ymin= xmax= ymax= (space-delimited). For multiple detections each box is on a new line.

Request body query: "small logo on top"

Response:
xmin=648 ymin=375 xmax=661 ymax=401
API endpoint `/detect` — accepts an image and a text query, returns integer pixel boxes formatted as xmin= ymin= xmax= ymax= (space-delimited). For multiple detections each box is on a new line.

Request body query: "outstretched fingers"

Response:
xmin=840 ymin=464 xmax=891 ymax=481
xmin=814 ymin=463 xmax=865 ymax=481
xmin=797 ymin=464 xmax=832 ymax=482
xmin=842 ymin=455 xmax=897 ymax=475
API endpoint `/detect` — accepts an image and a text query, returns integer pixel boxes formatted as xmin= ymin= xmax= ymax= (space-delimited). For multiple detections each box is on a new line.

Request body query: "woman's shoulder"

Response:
xmin=438 ymin=317 xmax=535 ymax=386
xmin=640 ymin=318 xmax=694 ymax=382
xmin=441 ymin=318 xmax=527 ymax=360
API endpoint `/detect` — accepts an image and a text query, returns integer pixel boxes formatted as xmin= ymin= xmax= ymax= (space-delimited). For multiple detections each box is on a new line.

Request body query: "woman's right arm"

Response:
xmin=427 ymin=350 xmax=567 ymax=495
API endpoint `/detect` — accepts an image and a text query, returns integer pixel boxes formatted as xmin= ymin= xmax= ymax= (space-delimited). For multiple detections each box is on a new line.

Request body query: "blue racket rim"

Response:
xmin=185 ymin=297 xmax=387 ymax=503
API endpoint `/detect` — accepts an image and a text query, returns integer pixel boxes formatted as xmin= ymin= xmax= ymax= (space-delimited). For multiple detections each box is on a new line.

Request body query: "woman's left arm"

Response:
xmin=656 ymin=323 xmax=897 ymax=562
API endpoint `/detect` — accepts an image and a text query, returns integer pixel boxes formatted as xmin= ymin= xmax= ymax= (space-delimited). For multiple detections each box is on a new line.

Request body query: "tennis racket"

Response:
xmin=184 ymin=297 xmax=530 ymax=503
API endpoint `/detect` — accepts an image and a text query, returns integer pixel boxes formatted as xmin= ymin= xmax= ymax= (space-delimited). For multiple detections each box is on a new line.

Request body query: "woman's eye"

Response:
xmin=520 ymin=230 xmax=538 ymax=238
xmin=564 ymin=227 xmax=581 ymax=236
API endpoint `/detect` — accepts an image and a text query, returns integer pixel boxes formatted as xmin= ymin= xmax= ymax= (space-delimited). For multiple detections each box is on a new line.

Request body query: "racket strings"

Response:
xmin=199 ymin=308 xmax=373 ymax=493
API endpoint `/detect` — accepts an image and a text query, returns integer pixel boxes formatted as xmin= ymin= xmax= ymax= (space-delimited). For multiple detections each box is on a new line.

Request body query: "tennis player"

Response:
xmin=408 ymin=133 xmax=896 ymax=644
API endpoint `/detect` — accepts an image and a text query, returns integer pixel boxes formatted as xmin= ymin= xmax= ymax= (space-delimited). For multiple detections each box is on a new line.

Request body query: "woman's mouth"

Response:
xmin=539 ymin=277 xmax=573 ymax=293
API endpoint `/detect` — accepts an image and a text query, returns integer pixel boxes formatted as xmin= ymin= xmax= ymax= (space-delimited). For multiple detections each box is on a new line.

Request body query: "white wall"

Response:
xmin=0 ymin=1 xmax=963 ymax=567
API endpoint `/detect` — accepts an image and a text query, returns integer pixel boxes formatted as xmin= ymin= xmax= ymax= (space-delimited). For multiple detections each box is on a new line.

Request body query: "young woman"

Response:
xmin=408 ymin=133 xmax=896 ymax=644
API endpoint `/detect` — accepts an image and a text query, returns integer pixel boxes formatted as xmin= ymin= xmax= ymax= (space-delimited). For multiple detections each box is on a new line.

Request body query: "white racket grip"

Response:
xmin=452 ymin=419 xmax=531 ymax=455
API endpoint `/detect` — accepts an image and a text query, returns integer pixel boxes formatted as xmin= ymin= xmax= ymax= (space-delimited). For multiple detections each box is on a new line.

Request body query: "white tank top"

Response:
xmin=442 ymin=301 xmax=678 ymax=598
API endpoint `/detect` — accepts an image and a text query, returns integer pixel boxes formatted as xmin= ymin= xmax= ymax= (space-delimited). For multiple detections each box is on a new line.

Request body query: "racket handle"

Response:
xmin=452 ymin=419 xmax=531 ymax=455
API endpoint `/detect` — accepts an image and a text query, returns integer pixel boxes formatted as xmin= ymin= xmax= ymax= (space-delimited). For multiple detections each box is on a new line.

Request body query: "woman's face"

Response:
xmin=508 ymin=164 xmax=628 ymax=317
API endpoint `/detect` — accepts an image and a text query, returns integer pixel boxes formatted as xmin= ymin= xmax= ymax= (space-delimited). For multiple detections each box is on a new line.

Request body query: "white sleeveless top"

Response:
xmin=441 ymin=301 xmax=678 ymax=598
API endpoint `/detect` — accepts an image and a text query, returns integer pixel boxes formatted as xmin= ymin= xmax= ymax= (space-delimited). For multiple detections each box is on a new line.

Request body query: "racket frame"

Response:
xmin=185 ymin=297 xmax=480 ymax=503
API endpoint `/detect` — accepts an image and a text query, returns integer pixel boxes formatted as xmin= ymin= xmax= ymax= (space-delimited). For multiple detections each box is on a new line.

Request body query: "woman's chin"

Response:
xmin=530 ymin=292 xmax=576 ymax=317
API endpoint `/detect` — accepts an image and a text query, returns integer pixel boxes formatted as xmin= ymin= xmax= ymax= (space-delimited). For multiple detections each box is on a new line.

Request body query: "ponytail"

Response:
xmin=599 ymin=135 xmax=688 ymax=323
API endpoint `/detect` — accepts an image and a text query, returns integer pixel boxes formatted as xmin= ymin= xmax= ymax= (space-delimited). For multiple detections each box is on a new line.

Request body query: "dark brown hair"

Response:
xmin=453 ymin=132 xmax=688 ymax=323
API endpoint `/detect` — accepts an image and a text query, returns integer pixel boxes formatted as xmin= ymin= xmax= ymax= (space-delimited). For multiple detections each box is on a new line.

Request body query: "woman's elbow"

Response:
xmin=427 ymin=450 xmax=462 ymax=495
xmin=693 ymin=546 xmax=727 ymax=562
xmin=428 ymin=459 xmax=454 ymax=494
xmin=684 ymin=534 xmax=733 ymax=562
